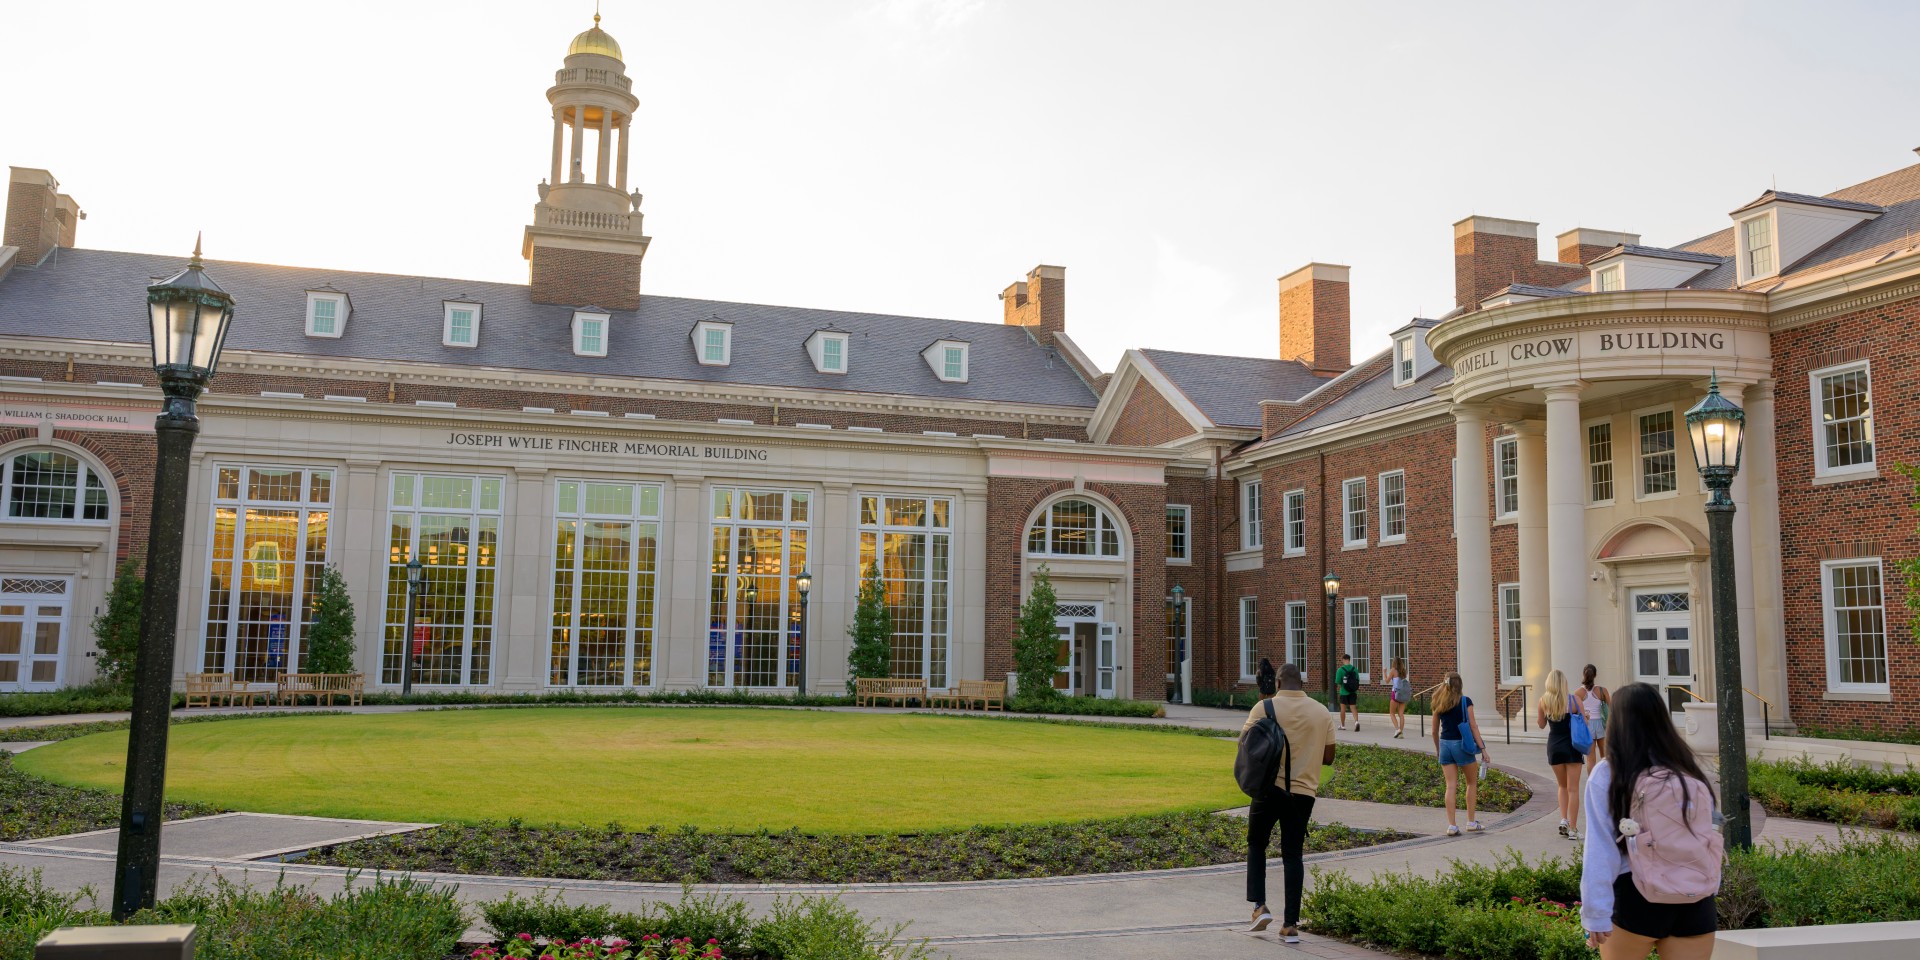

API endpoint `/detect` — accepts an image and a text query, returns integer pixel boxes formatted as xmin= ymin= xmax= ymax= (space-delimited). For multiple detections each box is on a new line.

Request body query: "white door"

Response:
xmin=1096 ymin=622 xmax=1118 ymax=700
xmin=0 ymin=577 xmax=71 ymax=692
xmin=1630 ymin=589 xmax=1695 ymax=714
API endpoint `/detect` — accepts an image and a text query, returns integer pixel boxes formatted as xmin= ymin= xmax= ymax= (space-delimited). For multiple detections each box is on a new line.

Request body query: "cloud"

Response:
xmin=856 ymin=0 xmax=991 ymax=60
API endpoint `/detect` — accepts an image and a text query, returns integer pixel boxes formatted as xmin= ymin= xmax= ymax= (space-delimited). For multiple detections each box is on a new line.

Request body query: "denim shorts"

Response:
xmin=1438 ymin=738 xmax=1478 ymax=766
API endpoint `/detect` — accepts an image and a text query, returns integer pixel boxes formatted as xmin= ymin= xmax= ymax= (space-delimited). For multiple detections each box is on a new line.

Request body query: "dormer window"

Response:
xmin=922 ymin=339 xmax=969 ymax=383
xmin=806 ymin=330 xmax=849 ymax=374
xmin=443 ymin=301 xmax=481 ymax=348
xmin=692 ymin=320 xmax=732 ymax=366
xmin=1595 ymin=264 xmax=1624 ymax=292
xmin=1392 ymin=333 xmax=1416 ymax=386
xmin=305 ymin=291 xmax=349 ymax=338
xmin=1741 ymin=215 xmax=1775 ymax=279
xmin=572 ymin=309 xmax=609 ymax=357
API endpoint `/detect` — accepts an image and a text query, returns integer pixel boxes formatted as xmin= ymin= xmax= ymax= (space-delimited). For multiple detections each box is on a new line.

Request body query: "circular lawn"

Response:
xmin=17 ymin=707 xmax=1247 ymax=833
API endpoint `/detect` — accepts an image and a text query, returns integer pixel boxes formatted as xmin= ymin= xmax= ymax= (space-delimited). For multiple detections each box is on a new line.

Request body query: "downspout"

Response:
xmin=1213 ymin=444 xmax=1228 ymax=703
xmin=1319 ymin=449 xmax=1331 ymax=702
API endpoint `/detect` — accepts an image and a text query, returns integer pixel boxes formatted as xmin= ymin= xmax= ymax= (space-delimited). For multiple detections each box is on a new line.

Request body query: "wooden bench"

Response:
xmin=183 ymin=672 xmax=267 ymax=709
xmin=958 ymin=679 xmax=1006 ymax=711
xmin=854 ymin=677 xmax=927 ymax=707
xmin=275 ymin=672 xmax=365 ymax=707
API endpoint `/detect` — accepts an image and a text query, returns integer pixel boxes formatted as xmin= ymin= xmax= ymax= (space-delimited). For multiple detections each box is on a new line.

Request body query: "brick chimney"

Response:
xmin=5 ymin=167 xmax=83 ymax=269
xmin=1453 ymin=216 xmax=1584 ymax=309
xmin=1001 ymin=264 xmax=1066 ymax=344
xmin=1555 ymin=227 xmax=1641 ymax=266
xmin=1278 ymin=263 xmax=1351 ymax=376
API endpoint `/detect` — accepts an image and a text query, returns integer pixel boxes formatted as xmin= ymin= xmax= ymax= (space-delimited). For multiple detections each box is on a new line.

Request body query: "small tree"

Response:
xmin=846 ymin=562 xmax=893 ymax=691
xmin=303 ymin=565 xmax=358 ymax=675
xmin=90 ymin=559 xmax=143 ymax=689
xmin=1012 ymin=564 xmax=1061 ymax=699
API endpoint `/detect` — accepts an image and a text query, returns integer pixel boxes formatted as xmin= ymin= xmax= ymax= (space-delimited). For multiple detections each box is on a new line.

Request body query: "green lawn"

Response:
xmin=17 ymin=707 xmax=1247 ymax=833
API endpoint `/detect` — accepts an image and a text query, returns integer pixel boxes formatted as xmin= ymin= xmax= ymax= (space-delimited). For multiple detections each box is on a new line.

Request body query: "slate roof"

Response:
xmin=0 ymin=248 xmax=1099 ymax=408
xmin=1137 ymin=348 xmax=1333 ymax=429
xmin=1599 ymin=244 xmax=1727 ymax=265
xmin=1729 ymin=190 xmax=1886 ymax=216
xmin=1491 ymin=283 xmax=1581 ymax=299
xmin=1272 ymin=362 xmax=1451 ymax=440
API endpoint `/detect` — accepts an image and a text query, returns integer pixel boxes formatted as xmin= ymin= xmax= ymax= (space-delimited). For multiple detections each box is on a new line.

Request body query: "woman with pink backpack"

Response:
xmin=1580 ymin=682 xmax=1723 ymax=959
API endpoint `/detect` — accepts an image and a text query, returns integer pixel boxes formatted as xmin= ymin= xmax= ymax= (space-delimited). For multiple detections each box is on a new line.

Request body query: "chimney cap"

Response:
xmin=1277 ymin=262 xmax=1350 ymax=290
xmin=1452 ymin=215 xmax=1539 ymax=240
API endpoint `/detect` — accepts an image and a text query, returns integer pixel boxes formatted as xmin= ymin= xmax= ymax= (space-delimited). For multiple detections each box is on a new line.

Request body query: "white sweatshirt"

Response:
xmin=1580 ymin=759 xmax=1628 ymax=932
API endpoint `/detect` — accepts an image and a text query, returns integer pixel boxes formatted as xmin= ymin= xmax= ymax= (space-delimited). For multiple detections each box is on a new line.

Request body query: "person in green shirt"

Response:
xmin=1333 ymin=654 xmax=1361 ymax=731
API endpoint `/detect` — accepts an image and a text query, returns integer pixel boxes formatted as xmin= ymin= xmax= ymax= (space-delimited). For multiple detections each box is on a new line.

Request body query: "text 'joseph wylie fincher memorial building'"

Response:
xmin=2 ymin=16 xmax=1919 ymax=738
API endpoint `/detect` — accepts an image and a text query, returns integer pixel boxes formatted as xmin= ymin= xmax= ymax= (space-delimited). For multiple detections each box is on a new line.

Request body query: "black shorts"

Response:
xmin=1612 ymin=873 xmax=1716 ymax=939
xmin=1338 ymin=693 xmax=1357 ymax=705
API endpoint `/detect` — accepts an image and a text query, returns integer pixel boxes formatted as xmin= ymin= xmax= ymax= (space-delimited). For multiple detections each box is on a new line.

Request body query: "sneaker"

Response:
xmin=1558 ymin=819 xmax=1569 ymax=837
xmin=1445 ymin=825 xmax=1461 ymax=837
xmin=1567 ymin=828 xmax=1582 ymax=841
xmin=1249 ymin=905 xmax=1272 ymax=932
xmin=1281 ymin=925 xmax=1302 ymax=944
xmin=1393 ymin=730 xmax=1404 ymax=739
xmin=1465 ymin=821 xmax=1484 ymax=832
xmin=1354 ymin=721 xmax=1361 ymax=731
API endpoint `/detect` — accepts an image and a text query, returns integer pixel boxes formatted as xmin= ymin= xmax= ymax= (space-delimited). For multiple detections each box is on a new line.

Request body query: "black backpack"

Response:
xmin=1235 ymin=699 xmax=1293 ymax=798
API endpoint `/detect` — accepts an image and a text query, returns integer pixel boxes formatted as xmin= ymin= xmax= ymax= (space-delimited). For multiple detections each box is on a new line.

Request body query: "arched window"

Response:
xmin=1026 ymin=497 xmax=1123 ymax=558
xmin=2 ymin=449 xmax=110 ymax=522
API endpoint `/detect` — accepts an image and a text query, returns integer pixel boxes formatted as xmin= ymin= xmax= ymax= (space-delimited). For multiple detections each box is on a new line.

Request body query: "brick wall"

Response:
xmin=529 ymin=246 xmax=644 ymax=310
xmin=1772 ymin=294 xmax=1920 ymax=733
xmin=1278 ymin=277 xmax=1350 ymax=376
xmin=4 ymin=177 xmax=56 ymax=268
xmin=1105 ymin=379 xmax=1196 ymax=446
xmin=0 ymin=426 xmax=156 ymax=568
xmin=1454 ymin=226 xmax=1585 ymax=309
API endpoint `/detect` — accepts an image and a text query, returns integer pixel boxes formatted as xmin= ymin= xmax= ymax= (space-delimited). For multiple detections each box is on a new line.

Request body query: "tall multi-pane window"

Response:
xmin=1342 ymin=478 xmax=1367 ymax=547
xmin=1239 ymin=597 xmax=1258 ymax=679
xmin=203 ymin=466 xmax=332 ymax=682
xmin=1165 ymin=504 xmax=1190 ymax=562
xmin=1283 ymin=489 xmax=1306 ymax=555
xmin=1743 ymin=216 xmax=1774 ymax=277
xmin=549 ymin=480 xmax=660 ymax=688
xmin=1638 ymin=410 xmax=1677 ymax=496
xmin=1823 ymin=559 xmax=1888 ymax=691
xmin=1165 ymin=594 xmax=1187 ymax=686
xmin=1285 ymin=602 xmax=1308 ymax=674
xmin=1500 ymin=583 xmax=1523 ymax=682
xmin=1241 ymin=481 xmax=1263 ymax=549
xmin=1383 ymin=595 xmax=1409 ymax=672
xmin=1813 ymin=363 xmax=1874 ymax=476
xmin=1393 ymin=334 xmax=1416 ymax=385
xmin=384 ymin=473 xmax=501 ymax=686
xmin=859 ymin=495 xmax=952 ymax=688
xmin=1027 ymin=498 xmax=1122 ymax=557
xmin=1587 ymin=422 xmax=1615 ymax=503
xmin=3 ymin=450 xmax=109 ymax=521
xmin=1495 ymin=435 xmax=1519 ymax=518
xmin=709 ymin=488 xmax=810 ymax=688
xmin=1379 ymin=470 xmax=1406 ymax=541
xmin=1344 ymin=597 xmax=1371 ymax=680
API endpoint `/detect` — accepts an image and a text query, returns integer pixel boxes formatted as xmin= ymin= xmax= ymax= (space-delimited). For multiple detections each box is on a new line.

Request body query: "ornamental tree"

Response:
xmin=1012 ymin=564 xmax=1061 ymax=699
xmin=90 ymin=559 xmax=143 ymax=689
xmin=303 ymin=564 xmax=358 ymax=675
xmin=846 ymin=562 xmax=893 ymax=690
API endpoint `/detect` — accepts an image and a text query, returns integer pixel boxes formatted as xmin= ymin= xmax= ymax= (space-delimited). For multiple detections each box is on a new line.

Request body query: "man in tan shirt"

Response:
xmin=1240 ymin=660 xmax=1336 ymax=941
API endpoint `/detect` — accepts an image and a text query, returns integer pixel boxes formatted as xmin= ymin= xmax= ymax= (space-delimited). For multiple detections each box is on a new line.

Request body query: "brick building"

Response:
xmin=0 ymin=17 xmax=1914 ymax=736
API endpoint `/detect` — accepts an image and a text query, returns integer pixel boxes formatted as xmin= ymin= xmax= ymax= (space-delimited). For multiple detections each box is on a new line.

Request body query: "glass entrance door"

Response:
xmin=0 ymin=577 xmax=70 ymax=692
xmin=1630 ymin=590 xmax=1695 ymax=714
xmin=1052 ymin=602 xmax=1101 ymax=696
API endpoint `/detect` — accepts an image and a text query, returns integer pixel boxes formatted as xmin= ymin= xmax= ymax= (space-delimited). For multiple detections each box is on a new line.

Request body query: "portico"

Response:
xmin=1428 ymin=292 xmax=1783 ymax=726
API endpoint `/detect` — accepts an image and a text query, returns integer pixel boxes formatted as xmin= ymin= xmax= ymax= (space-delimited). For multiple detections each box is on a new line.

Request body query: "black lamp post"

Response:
xmin=1684 ymin=373 xmax=1750 ymax=850
xmin=1322 ymin=572 xmax=1340 ymax=705
xmin=112 ymin=237 xmax=235 ymax=920
xmin=401 ymin=559 xmax=424 ymax=696
xmin=794 ymin=566 xmax=812 ymax=695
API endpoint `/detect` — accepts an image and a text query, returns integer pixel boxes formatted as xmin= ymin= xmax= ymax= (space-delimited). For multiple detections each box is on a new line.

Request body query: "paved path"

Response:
xmin=0 ymin=701 xmax=1879 ymax=957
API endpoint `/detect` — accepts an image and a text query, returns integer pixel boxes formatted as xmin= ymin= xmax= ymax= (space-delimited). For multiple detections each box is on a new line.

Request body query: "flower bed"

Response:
xmin=309 ymin=813 xmax=1405 ymax=883
xmin=1750 ymin=756 xmax=1920 ymax=830
xmin=476 ymin=889 xmax=933 ymax=959
xmin=0 ymin=753 xmax=219 ymax=841
xmin=1318 ymin=744 xmax=1531 ymax=813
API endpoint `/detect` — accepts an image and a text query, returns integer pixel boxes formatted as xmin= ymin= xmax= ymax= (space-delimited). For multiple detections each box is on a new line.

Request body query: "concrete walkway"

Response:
xmin=0 ymin=701 xmax=1889 ymax=957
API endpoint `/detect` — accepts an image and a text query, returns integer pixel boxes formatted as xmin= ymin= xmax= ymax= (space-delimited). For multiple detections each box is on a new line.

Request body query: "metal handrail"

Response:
xmin=1669 ymin=684 xmax=1710 ymax=704
xmin=1413 ymin=681 xmax=1446 ymax=737
xmin=1498 ymin=684 xmax=1531 ymax=744
xmin=1743 ymin=686 xmax=1775 ymax=740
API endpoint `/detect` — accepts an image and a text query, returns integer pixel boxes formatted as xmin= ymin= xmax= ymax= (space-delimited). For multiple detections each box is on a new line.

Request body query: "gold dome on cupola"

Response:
xmin=568 ymin=13 xmax=623 ymax=60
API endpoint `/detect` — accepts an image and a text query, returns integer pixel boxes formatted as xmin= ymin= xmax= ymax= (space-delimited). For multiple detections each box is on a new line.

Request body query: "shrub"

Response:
xmin=747 ymin=895 xmax=935 ymax=959
xmin=1319 ymin=744 xmax=1531 ymax=813
xmin=1006 ymin=695 xmax=1162 ymax=718
xmin=844 ymin=563 xmax=891 ymax=691
xmin=1010 ymin=565 xmax=1060 ymax=701
xmin=89 ymin=559 xmax=143 ymax=690
xmin=0 ymin=684 xmax=140 ymax=718
xmin=302 ymin=564 xmax=357 ymax=675
xmin=1749 ymin=756 xmax=1920 ymax=830
xmin=483 ymin=891 xmax=627 ymax=946
xmin=0 ymin=865 xmax=106 ymax=960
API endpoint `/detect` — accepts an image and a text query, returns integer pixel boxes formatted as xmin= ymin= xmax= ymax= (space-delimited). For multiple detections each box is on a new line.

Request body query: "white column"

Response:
xmin=662 ymin=473 xmax=707 ymax=690
xmin=342 ymin=460 xmax=384 ymax=682
xmin=814 ymin=481 xmax=856 ymax=696
xmin=1720 ymin=381 xmax=1765 ymax=728
xmin=1454 ymin=403 xmax=1496 ymax=709
xmin=597 ymin=106 xmax=613 ymax=184
xmin=1743 ymin=380 xmax=1787 ymax=721
xmin=960 ymin=490 xmax=989 ymax=684
xmin=615 ymin=117 xmax=630 ymax=192
xmin=1515 ymin=420 xmax=1550 ymax=695
xmin=549 ymin=108 xmax=564 ymax=187
xmin=500 ymin=466 xmax=548 ymax=691
xmin=569 ymin=105 xmax=586 ymax=183
xmin=1544 ymin=381 xmax=1589 ymax=677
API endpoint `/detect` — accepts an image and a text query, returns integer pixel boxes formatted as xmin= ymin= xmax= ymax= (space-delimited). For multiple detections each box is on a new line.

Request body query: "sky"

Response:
xmin=4 ymin=0 xmax=1918 ymax=370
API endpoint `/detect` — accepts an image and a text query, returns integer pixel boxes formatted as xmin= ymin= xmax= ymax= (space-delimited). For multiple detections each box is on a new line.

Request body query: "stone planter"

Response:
xmin=1682 ymin=701 xmax=1719 ymax=756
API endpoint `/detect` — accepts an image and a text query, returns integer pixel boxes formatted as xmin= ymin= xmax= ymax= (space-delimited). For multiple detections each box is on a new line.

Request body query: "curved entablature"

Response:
xmin=1427 ymin=289 xmax=1773 ymax=404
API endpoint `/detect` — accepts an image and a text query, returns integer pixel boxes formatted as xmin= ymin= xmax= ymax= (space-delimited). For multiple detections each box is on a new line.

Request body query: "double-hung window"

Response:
xmin=1241 ymin=481 xmax=1263 ymax=550
xmin=1500 ymin=583 xmax=1523 ymax=683
xmin=1595 ymin=264 xmax=1624 ymax=292
xmin=1822 ymin=559 xmax=1888 ymax=693
xmin=1638 ymin=409 xmax=1677 ymax=497
xmin=1282 ymin=489 xmax=1306 ymax=556
xmin=1379 ymin=470 xmax=1406 ymax=542
xmin=1383 ymin=595 xmax=1408 ymax=672
xmin=1344 ymin=597 xmax=1371 ymax=681
xmin=1392 ymin=333 xmax=1416 ymax=386
xmin=1285 ymin=602 xmax=1308 ymax=675
xmin=573 ymin=311 xmax=609 ymax=357
xmin=1494 ymin=435 xmax=1519 ymax=519
xmin=1342 ymin=478 xmax=1367 ymax=548
xmin=1165 ymin=505 xmax=1190 ymax=563
xmin=1239 ymin=597 xmax=1259 ymax=680
xmin=1587 ymin=421 xmax=1615 ymax=504
xmin=1812 ymin=362 xmax=1874 ymax=478
xmin=1743 ymin=215 xmax=1775 ymax=279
